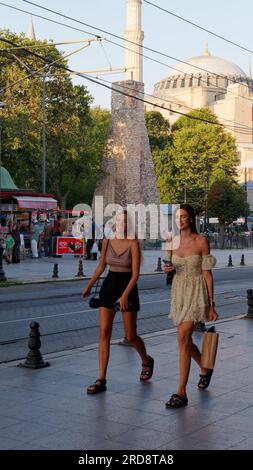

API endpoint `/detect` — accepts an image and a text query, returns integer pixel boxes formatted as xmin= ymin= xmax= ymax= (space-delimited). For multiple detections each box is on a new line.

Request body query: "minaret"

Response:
xmin=124 ymin=0 xmax=144 ymax=82
xmin=27 ymin=15 xmax=36 ymax=41
xmin=203 ymin=41 xmax=211 ymax=56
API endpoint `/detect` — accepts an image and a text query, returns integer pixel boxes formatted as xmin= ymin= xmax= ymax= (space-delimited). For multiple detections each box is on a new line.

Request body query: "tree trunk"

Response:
xmin=59 ymin=195 xmax=67 ymax=210
xmin=219 ymin=224 xmax=225 ymax=249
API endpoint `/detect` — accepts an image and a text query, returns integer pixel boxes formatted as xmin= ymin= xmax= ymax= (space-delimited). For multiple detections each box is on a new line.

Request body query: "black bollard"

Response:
xmin=52 ymin=263 xmax=58 ymax=278
xmin=246 ymin=289 xmax=253 ymax=318
xmin=155 ymin=257 xmax=163 ymax=272
xmin=0 ymin=243 xmax=7 ymax=282
xmin=227 ymin=255 xmax=233 ymax=267
xmin=18 ymin=322 xmax=50 ymax=369
xmin=76 ymin=260 xmax=85 ymax=277
xmin=240 ymin=254 xmax=246 ymax=266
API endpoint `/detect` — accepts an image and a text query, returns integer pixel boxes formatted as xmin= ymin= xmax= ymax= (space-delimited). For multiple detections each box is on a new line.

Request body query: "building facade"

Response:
xmin=145 ymin=46 xmax=253 ymax=199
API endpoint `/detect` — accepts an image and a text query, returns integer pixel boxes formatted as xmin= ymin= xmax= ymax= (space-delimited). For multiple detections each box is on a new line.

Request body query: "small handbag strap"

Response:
xmin=92 ymin=239 xmax=109 ymax=296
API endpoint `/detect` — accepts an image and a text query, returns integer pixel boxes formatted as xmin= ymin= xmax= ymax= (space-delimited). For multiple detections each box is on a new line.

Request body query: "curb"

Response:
xmin=0 ymin=314 xmax=247 ymax=368
xmin=2 ymin=264 xmax=253 ymax=287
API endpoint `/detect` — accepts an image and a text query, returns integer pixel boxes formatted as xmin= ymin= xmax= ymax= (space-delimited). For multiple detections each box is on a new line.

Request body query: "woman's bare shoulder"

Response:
xmin=196 ymin=235 xmax=210 ymax=250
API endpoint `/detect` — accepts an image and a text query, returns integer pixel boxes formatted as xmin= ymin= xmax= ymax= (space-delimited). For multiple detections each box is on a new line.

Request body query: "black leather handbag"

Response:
xmin=166 ymin=270 xmax=175 ymax=286
xmin=165 ymin=251 xmax=175 ymax=286
xmin=89 ymin=240 xmax=109 ymax=309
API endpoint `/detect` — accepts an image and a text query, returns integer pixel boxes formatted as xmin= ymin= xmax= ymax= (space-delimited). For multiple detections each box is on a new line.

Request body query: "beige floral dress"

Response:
xmin=168 ymin=254 xmax=216 ymax=326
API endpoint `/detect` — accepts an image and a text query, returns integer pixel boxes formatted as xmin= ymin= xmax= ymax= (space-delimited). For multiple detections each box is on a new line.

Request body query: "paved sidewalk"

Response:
xmin=2 ymin=249 xmax=253 ymax=284
xmin=0 ymin=316 xmax=253 ymax=450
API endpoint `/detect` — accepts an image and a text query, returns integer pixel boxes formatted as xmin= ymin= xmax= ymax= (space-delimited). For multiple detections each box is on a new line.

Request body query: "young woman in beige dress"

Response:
xmin=164 ymin=204 xmax=218 ymax=408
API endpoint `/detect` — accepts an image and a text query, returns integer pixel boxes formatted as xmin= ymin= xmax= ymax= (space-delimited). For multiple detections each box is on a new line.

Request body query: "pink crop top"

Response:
xmin=106 ymin=241 xmax=132 ymax=272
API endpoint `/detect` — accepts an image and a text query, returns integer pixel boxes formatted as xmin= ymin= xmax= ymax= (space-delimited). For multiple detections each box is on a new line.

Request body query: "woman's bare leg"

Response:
xmin=122 ymin=311 xmax=149 ymax=364
xmin=98 ymin=307 xmax=116 ymax=379
xmin=177 ymin=322 xmax=195 ymax=397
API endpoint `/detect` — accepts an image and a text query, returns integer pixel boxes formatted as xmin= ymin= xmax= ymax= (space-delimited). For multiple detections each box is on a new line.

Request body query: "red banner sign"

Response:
xmin=56 ymin=237 xmax=84 ymax=255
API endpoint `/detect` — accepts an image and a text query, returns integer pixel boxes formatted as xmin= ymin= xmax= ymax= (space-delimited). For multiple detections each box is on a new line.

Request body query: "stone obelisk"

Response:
xmin=93 ymin=0 xmax=159 ymax=211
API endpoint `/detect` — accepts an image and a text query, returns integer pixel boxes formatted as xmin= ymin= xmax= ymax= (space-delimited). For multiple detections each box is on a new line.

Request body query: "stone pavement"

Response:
xmin=2 ymin=249 xmax=253 ymax=284
xmin=0 ymin=316 xmax=253 ymax=450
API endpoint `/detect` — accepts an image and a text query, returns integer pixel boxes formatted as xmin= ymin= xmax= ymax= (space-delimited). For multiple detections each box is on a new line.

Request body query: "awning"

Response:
xmin=14 ymin=196 xmax=58 ymax=210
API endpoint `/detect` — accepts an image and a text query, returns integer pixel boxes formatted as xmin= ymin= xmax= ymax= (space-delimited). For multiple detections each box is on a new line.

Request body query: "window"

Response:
xmin=172 ymin=79 xmax=177 ymax=88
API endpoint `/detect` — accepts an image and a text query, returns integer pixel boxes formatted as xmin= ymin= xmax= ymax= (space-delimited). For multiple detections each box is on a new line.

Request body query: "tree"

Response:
xmin=67 ymin=107 xmax=110 ymax=208
xmin=152 ymin=108 xmax=238 ymax=211
xmin=0 ymin=30 xmax=109 ymax=209
xmin=145 ymin=111 xmax=170 ymax=151
xmin=208 ymin=179 xmax=249 ymax=226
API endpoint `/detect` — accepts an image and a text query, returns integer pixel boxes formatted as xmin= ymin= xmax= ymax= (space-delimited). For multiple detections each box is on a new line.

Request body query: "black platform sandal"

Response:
xmin=140 ymin=355 xmax=154 ymax=381
xmin=87 ymin=379 xmax=107 ymax=394
xmin=198 ymin=369 xmax=213 ymax=389
xmin=165 ymin=393 xmax=188 ymax=409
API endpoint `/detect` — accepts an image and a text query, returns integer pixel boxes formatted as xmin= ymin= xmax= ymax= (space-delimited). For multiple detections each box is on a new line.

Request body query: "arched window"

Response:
xmin=189 ymin=76 xmax=193 ymax=87
xmin=172 ymin=79 xmax=177 ymax=88
xmin=206 ymin=75 xmax=210 ymax=86
xmin=197 ymin=76 xmax=201 ymax=86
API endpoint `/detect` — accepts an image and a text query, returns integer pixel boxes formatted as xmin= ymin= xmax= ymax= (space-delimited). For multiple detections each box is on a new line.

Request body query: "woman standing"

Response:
xmin=164 ymin=204 xmax=218 ymax=408
xmin=82 ymin=210 xmax=154 ymax=394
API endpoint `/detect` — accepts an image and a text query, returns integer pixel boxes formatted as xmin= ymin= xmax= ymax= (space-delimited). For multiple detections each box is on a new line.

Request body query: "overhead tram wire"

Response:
xmin=78 ymin=75 xmax=253 ymax=135
xmin=143 ymin=0 xmax=253 ymax=55
xmin=0 ymin=33 xmax=252 ymax=134
xmin=0 ymin=39 xmax=101 ymax=52
xmin=0 ymin=37 xmax=101 ymax=94
xmin=0 ymin=9 xmax=251 ymax=132
xmin=19 ymin=0 xmax=253 ymax=94
xmin=1 ymin=2 xmax=252 ymax=104
xmin=0 ymin=35 xmax=252 ymax=135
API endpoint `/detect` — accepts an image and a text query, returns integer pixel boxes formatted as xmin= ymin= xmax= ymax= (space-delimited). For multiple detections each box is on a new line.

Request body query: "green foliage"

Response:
xmin=207 ymin=179 xmax=249 ymax=225
xmin=147 ymin=108 xmax=238 ymax=212
xmin=145 ymin=111 xmax=170 ymax=151
xmin=0 ymin=30 xmax=110 ymax=208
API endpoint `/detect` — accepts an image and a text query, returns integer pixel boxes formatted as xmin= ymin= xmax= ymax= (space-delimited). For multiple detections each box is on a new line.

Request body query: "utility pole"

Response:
xmin=42 ymin=74 xmax=46 ymax=194
xmin=0 ymin=109 xmax=7 ymax=281
xmin=244 ymin=167 xmax=248 ymax=229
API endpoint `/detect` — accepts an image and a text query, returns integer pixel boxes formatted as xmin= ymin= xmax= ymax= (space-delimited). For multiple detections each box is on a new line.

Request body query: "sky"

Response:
xmin=1 ymin=0 xmax=253 ymax=109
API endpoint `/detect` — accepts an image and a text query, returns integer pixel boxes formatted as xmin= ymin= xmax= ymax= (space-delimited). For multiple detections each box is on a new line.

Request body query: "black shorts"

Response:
xmin=99 ymin=271 xmax=140 ymax=311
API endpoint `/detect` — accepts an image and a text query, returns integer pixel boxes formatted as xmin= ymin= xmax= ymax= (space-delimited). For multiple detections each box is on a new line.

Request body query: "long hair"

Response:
xmin=175 ymin=204 xmax=198 ymax=234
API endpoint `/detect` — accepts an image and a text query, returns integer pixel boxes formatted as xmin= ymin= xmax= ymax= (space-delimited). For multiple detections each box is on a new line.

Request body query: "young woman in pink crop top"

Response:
xmin=82 ymin=210 xmax=154 ymax=394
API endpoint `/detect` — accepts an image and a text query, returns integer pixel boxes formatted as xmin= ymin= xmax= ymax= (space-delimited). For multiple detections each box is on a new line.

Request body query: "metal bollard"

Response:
xmin=0 ymin=243 xmax=7 ymax=282
xmin=246 ymin=289 xmax=253 ymax=318
xmin=155 ymin=257 xmax=163 ymax=272
xmin=76 ymin=260 xmax=85 ymax=277
xmin=240 ymin=254 xmax=246 ymax=266
xmin=52 ymin=263 xmax=58 ymax=278
xmin=18 ymin=322 xmax=50 ymax=369
xmin=227 ymin=255 xmax=233 ymax=267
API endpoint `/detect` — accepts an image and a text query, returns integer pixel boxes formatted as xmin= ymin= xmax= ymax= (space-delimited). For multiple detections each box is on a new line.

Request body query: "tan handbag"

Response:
xmin=201 ymin=327 xmax=219 ymax=369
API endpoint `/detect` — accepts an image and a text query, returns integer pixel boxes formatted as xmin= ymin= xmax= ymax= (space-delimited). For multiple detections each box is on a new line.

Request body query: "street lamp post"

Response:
xmin=244 ymin=167 xmax=248 ymax=229
xmin=0 ymin=117 xmax=7 ymax=282
xmin=42 ymin=74 xmax=46 ymax=194
xmin=238 ymin=161 xmax=253 ymax=230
